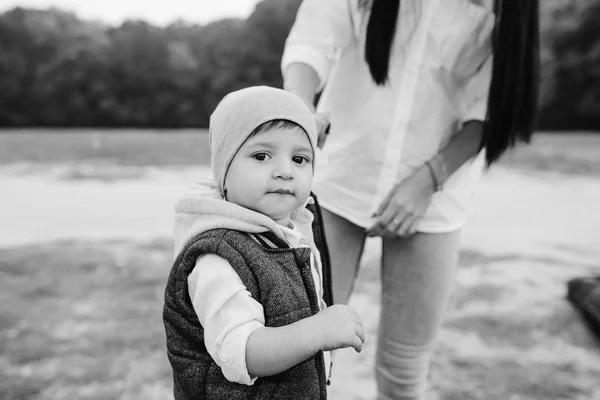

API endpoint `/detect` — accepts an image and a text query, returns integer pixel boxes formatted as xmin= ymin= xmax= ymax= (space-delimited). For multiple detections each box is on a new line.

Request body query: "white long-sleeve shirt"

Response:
xmin=282 ymin=0 xmax=495 ymax=232
xmin=187 ymin=223 xmax=330 ymax=385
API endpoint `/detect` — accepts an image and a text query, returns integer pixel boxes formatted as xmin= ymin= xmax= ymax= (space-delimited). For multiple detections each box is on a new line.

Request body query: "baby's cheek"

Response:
xmin=299 ymin=177 xmax=314 ymax=198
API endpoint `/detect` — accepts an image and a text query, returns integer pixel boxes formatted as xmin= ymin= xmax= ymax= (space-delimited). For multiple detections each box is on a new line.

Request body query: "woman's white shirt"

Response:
xmin=282 ymin=0 xmax=495 ymax=232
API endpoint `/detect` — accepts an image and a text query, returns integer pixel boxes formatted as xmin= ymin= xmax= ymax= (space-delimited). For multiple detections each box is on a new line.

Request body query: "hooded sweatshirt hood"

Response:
xmin=173 ymin=179 xmax=314 ymax=258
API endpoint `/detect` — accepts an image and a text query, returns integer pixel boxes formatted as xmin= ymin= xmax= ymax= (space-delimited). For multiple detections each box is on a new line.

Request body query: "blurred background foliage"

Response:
xmin=0 ymin=0 xmax=598 ymax=129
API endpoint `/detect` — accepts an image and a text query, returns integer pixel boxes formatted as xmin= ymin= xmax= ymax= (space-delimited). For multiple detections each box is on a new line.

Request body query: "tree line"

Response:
xmin=0 ymin=0 xmax=598 ymax=130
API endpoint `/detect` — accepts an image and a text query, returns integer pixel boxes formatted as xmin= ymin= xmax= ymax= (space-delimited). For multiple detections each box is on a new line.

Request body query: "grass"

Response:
xmin=1 ymin=129 xmax=599 ymax=399
xmin=0 ymin=240 xmax=174 ymax=400
xmin=500 ymin=132 xmax=600 ymax=177
xmin=0 ymin=129 xmax=210 ymax=167
xmin=2 ymin=240 xmax=599 ymax=400
xmin=1 ymin=130 xmax=599 ymax=176
xmin=337 ymin=243 xmax=600 ymax=400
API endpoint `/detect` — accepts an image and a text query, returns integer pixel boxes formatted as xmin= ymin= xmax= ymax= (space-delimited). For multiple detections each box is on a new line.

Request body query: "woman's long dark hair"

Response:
xmin=364 ymin=0 xmax=540 ymax=165
xmin=364 ymin=0 xmax=400 ymax=85
xmin=482 ymin=0 xmax=540 ymax=165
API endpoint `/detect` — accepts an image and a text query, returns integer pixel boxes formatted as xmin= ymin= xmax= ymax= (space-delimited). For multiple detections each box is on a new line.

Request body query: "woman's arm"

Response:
xmin=281 ymin=0 xmax=354 ymax=96
xmin=430 ymin=53 xmax=492 ymax=178
xmin=284 ymin=62 xmax=331 ymax=148
xmin=430 ymin=49 xmax=492 ymax=179
xmin=283 ymin=62 xmax=320 ymax=111
xmin=425 ymin=120 xmax=484 ymax=189
xmin=368 ymin=120 xmax=484 ymax=238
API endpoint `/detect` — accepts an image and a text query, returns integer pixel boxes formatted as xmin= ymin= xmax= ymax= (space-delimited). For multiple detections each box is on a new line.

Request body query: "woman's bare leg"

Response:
xmin=376 ymin=231 xmax=461 ymax=400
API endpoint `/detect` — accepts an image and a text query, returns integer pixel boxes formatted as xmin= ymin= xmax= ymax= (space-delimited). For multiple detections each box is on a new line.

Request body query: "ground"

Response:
xmin=0 ymin=131 xmax=599 ymax=399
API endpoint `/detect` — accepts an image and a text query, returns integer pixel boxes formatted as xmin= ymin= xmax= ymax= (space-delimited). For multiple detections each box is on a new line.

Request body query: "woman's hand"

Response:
xmin=315 ymin=110 xmax=331 ymax=149
xmin=367 ymin=166 xmax=436 ymax=238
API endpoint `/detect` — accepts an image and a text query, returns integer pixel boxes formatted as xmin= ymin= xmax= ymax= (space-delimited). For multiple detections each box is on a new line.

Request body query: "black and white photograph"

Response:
xmin=0 ymin=0 xmax=599 ymax=399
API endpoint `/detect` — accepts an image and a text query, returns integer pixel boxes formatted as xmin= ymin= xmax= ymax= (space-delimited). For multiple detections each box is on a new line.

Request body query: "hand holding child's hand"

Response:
xmin=313 ymin=305 xmax=365 ymax=353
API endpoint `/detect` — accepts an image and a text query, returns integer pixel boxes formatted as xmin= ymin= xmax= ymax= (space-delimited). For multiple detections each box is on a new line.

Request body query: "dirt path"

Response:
xmin=2 ymin=163 xmax=598 ymax=258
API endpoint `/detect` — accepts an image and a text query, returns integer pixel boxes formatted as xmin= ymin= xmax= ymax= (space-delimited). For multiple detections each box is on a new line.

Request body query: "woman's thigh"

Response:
xmin=380 ymin=230 xmax=461 ymax=344
xmin=321 ymin=208 xmax=367 ymax=304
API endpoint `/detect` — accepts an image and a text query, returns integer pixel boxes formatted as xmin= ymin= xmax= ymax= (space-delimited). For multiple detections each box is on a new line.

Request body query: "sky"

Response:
xmin=0 ymin=0 xmax=260 ymax=25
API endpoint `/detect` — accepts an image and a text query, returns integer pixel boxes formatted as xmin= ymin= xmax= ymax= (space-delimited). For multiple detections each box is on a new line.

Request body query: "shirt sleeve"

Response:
xmin=281 ymin=0 xmax=355 ymax=91
xmin=459 ymin=54 xmax=492 ymax=123
xmin=188 ymin=254 xmax=265 ymax=385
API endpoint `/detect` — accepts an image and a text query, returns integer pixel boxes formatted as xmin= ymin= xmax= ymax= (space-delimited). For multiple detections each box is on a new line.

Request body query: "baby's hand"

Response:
xmin=313 ymin=305 xmax=365 ymax=353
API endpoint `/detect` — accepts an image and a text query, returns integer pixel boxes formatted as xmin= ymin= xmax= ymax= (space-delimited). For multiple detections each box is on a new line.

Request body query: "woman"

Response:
xmin=281 ymin=0 xmax=539 ymax=399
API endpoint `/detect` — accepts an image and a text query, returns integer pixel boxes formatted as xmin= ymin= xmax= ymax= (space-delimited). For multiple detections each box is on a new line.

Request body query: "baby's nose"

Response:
xmin=273 ymin=159 xmax=294 ymax=180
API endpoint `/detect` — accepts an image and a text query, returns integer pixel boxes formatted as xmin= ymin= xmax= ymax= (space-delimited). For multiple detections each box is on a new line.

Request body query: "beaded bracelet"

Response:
xmin=425 ymin=154 xmax=448 ymax=192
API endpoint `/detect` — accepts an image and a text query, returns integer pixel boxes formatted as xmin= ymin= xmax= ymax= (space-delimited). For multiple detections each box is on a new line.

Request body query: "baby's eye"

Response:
xmin=252 ymin=153 xmax=270 ymax=161
xmin=292 ymin=155 xmax=311 ymax=165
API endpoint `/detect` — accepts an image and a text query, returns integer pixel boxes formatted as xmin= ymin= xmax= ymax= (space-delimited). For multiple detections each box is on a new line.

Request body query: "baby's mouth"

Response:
xmin=270 ymin=188 xmax=294 ymax=195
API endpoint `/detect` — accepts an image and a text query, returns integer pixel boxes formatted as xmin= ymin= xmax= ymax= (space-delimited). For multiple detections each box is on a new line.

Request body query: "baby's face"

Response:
xmin=224 ymin=126 xmax=313 ymax=226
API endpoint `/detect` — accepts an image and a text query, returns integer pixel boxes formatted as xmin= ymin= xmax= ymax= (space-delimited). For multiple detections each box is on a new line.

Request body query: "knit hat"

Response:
xmin=209 ymin=86 xmax=318 ymax=195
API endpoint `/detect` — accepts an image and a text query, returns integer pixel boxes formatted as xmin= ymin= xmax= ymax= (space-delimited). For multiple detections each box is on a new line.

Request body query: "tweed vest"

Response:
xmin=163 ymin=198 xmax=333 ymax=400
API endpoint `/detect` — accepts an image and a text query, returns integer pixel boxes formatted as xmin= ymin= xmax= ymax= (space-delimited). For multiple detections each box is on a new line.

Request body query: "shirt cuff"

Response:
xmin=218 ymin=320 xmax=264 ymax=385
xmin=462 ymin=100 xmax=487 ymax=124
xmin=282 ymin=45 xmax=333 ymax=92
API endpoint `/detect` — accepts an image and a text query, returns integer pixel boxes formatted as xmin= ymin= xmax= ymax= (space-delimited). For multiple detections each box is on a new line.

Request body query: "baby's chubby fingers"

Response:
xmin=354 ymin=324 xmax=365 ymax=353
xmin=351 ymin=312 xmax=364 ymax=336
xmin=352 ymin=334 xmax=364 ymax=353
xmin=349 ymin=307 xmax=365 ymax=352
